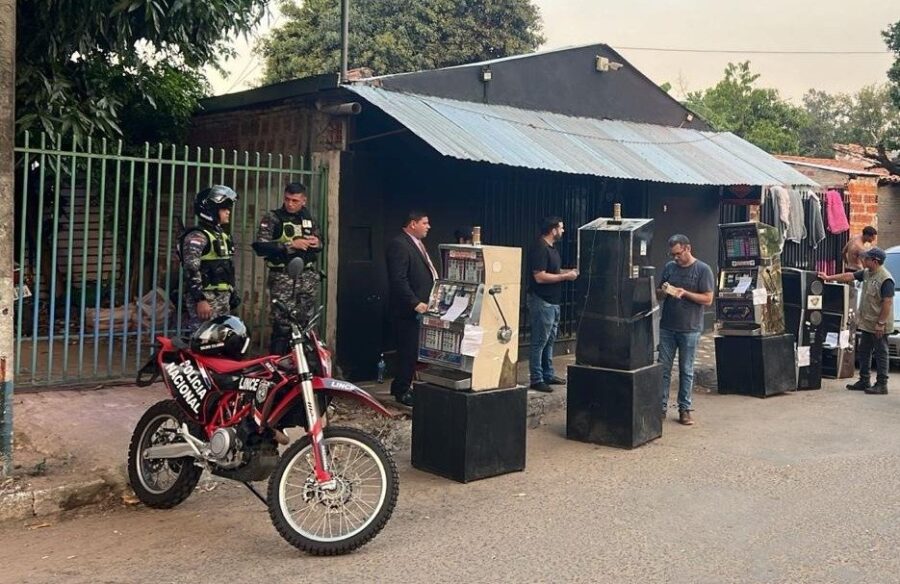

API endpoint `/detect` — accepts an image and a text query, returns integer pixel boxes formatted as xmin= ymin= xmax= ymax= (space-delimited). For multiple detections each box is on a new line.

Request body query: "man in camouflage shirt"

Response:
xmin=253 ymin=182 xmax=322 ymax=354
xmin=182 ymin=186 xmax=241 ymax=333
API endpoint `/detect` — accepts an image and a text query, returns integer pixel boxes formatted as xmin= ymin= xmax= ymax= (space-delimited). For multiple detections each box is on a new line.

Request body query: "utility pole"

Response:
xmin=340 ymin=0 xmax=349 ymax=82
xmin=0 ymin=0 xmax=16 ymax=477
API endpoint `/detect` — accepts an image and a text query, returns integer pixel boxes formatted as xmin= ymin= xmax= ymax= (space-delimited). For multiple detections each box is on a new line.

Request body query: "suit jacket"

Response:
xmin=386 ymin=233 xmax=436 ymax=318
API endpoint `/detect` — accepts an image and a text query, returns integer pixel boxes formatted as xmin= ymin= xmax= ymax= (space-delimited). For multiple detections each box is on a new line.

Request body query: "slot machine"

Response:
xmin=416 ymin=244 xmax=521 ymax=391
xmin=714 ymin=222 xmax=796 ymax=397
xmin=566 ymin=208 xmax=662 ymax=449
xmin=716 ymin=222 xmax=785 ymax=336
xmin=412 ymin=240 xmax=527 ymax=484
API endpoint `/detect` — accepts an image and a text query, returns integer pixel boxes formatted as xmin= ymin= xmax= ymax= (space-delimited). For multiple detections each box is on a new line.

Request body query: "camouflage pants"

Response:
xmin=268 ymin=270 xmax=321 ymax=353
xmin=184 ymin=290 xmax=233 ymax=334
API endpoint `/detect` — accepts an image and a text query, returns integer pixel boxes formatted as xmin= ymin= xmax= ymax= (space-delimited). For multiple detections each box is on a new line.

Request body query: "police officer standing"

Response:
xmin=253 ymin=182 xmax=322 ymax=354
xmin=182 ymin=185 xmax=240 ymax=333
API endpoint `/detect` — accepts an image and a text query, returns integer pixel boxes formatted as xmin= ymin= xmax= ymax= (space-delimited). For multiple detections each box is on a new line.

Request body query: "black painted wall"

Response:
xmin=378 ymin=44 xmax=710 ymax=130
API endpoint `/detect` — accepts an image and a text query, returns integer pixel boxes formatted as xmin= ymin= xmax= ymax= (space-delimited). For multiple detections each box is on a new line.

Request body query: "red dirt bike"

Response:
xmin=129 ymin=266 xmax=398 ymax=556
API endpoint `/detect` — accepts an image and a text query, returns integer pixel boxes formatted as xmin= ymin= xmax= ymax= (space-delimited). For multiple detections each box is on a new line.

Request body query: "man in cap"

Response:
xmin=819 ymin=247 xmax=894 ymax=394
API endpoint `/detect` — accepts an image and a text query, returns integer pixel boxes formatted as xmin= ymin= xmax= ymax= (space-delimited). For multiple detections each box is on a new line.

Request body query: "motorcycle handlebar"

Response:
xmin=271 ymin=299 xmax=324 ymax=334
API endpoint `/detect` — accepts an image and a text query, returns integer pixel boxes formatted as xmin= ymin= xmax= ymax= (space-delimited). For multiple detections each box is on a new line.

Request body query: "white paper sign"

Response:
xmin=807 ymin=295 xmax=823 ymax=310
xmin=460 ymin=325 xmax=484 ymax=356
xmin=797 ymin=346 xmax=811 ymax=367
xmin=839 ymin=330 xmax=851 ymax=349
xmin=441 ymin=293 xmax=469 ymax=321
xmin=734 ymin=276 xmax=752 ymax=294
xmin=825 ymin=332 xmax=839 ymax=348
xmin=752 ymin=288 xmax=767 ymax=305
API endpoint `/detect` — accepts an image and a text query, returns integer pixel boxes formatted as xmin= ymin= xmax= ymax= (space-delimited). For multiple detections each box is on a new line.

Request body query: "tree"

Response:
xmin=886 ymin=20 xmax=900 ymax=110
xmin=258 ymin=0 xmax=544 ymax=83
xmin=683 ymin=62 xmax=807 ymax=155
xmin=798 ymin=85 xmax=900 ymax=158
xmin=16 ymin=0 xmax=269 ymax=142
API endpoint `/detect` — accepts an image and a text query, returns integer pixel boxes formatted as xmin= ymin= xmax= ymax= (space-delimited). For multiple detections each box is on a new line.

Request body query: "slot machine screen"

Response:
xmin=724 ymin=233 xmax=760 ymax=260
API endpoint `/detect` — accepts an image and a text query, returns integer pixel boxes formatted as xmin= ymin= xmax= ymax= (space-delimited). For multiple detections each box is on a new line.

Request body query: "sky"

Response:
xmin=206 ymin=0 xmax=900 ymax=103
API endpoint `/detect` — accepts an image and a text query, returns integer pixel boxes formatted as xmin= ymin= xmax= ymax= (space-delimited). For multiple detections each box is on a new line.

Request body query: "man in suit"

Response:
xmin=386 ymin=211 xmax=438 ymax=406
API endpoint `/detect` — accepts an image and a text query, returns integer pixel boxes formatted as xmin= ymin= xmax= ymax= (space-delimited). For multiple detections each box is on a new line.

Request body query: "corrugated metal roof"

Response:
xmin=347 ymin=85 xmax=817 ymax=187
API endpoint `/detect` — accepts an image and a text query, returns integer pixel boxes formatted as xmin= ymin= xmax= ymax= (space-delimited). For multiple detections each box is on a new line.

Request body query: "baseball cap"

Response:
xmin=862 ymin=247 xmax=886 ymax=263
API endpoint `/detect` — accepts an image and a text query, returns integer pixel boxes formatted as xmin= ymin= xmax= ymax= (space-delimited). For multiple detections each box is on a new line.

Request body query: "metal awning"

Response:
xmin=347 ymin=85 xmax=817 ymax=187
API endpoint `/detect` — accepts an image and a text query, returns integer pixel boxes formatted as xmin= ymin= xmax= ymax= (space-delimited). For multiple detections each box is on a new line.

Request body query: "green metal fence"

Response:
xmin=13 ymin=132 xmax=327 ymax=388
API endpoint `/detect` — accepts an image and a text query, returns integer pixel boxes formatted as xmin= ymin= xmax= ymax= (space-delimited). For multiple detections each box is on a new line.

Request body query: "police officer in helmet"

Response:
xmin=182 ymin=185 xmax=241 ymax=333
xmin=253 ymin=182 xmax=322 ymax=354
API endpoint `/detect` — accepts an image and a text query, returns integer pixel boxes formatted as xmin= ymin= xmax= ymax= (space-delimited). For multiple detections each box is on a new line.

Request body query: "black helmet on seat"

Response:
xmin=190 ymin=315 xmax=249 ymax=359
xmin=194 ymin=185 xmax=238 ymax=225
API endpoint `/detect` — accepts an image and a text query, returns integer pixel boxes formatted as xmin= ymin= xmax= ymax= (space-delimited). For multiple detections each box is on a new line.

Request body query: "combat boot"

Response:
xmin=846 ymin=378 xmax=871 ymax=391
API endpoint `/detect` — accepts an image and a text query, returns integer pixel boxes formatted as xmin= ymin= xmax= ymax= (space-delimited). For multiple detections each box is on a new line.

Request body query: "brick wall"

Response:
xmin=847 ymin=178 xmax=879 ymax=236
xmin=186 ymin=105 xmax=339 ymax=162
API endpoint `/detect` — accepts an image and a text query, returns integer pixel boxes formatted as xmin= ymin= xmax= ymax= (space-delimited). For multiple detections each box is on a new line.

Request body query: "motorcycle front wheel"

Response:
xmin=127 ymin=400 xmax=203 ymax=509
xmin=267 ymin=426 xmax=399 ymax=555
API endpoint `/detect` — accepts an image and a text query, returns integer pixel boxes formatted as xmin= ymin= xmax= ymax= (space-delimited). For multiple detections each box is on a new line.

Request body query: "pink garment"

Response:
xmin=824 ymin=190 xmax=849 ymax=234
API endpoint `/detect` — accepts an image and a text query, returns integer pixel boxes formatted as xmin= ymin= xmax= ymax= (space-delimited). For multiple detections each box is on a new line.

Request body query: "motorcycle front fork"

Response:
xmin=293 ymin=337 xmax=333 ymax=485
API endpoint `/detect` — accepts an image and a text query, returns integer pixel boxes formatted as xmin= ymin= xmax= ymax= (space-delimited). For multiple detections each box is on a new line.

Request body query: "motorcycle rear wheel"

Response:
xmin=268 ymin=426 xmax=399 ymax=555
xmin=127 ymin=400 xmax=203 ymax=509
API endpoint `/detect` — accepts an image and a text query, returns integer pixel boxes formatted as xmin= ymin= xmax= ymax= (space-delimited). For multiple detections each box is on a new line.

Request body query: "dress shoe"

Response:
xmin=529 ymin=382 xmax=554 ymax=393
xmin=395 ymin=389 xmax=414 ymax=407
xmin=846 ymin=378 xmax=871 ymax=391
xmin=546 ymin=375 xmax=567 ymax=385
xmin=678 ymin=410 xmax=694 ymax=426
xmin=864 ymin=383 xmax=888 ymax=395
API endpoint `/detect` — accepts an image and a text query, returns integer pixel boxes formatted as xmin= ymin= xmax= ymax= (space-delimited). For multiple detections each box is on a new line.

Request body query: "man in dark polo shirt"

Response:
xmin=528 ymin=216 xmax=579 ymax=393
xmin=820 ymin=247 xmax=894 ymax=395
xmin=657 ymin=234 xmax=714 ymax=425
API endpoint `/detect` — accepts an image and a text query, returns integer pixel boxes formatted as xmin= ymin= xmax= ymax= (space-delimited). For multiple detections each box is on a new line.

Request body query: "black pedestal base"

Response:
xmin=715 ymin=334 xmax=797 ymax=397
xmin=566 ymin=363 xmax=663 ymax=449
xmin=411 ymin=383 xmax=526 ymax=483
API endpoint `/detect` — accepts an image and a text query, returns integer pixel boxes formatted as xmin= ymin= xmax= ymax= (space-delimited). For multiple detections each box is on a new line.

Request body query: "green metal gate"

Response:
xmin=14 ymin=132 xmax=327 ymax=388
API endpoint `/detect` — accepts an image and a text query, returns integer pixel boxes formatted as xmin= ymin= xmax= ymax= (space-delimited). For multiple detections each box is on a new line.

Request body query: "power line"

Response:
xmin=615 ymin=46 xmax=889 ymax=56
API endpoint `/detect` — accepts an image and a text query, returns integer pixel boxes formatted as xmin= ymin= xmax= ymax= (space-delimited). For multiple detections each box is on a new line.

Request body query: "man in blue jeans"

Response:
xmin=657 ymin=234 xmax=714 ymax=425
xmin=528 ymin=216 xmax=579 ymax=393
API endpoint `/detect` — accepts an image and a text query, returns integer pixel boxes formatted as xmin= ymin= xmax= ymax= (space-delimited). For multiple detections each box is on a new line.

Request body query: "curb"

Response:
xmin=0 ymin=475 xmax=126 ymax=524
xmin=0 ymin=389 xmax=568 ymax=525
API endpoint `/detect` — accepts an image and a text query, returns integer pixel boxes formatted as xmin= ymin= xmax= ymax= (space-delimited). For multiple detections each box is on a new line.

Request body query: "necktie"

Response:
xmin=414 ymin=238 xmax=439 ymax=280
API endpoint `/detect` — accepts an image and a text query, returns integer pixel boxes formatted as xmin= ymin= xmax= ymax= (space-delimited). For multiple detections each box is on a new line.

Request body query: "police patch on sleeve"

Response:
xmin=187 ymin=233 xmax=207 ymax=250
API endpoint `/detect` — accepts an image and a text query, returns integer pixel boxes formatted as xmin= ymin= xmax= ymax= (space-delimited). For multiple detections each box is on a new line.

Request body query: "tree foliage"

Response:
xmin=16 ymin=0 xmax=268 ymax=142
xmin=800 ymin=85 xmax=900 ymax=157
xmin=684 ymin=62 xmax=807 ymax=155
xmin=258 ymin=0 xmax=545 ymax=83
xmin=886 ymin=20 xmax=900 ymax=110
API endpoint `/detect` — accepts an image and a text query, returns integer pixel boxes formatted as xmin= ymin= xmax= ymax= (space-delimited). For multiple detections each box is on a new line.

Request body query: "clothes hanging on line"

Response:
xmin=785 ymin=188 xmax=807 ymax=243
xmin=805 ymin=191 xmax=826 ymax=249
xmin=824 ymin=189 xmax=850 ymax=234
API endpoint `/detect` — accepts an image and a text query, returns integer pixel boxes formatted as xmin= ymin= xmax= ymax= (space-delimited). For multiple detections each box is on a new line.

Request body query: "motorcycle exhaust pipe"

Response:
xmin=142 ymin=443 xmax=199 ymax=459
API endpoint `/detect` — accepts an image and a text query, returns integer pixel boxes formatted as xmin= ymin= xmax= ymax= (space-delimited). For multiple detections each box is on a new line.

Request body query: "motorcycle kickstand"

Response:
xmin=242 ymin=481 xmax=267 ymax=505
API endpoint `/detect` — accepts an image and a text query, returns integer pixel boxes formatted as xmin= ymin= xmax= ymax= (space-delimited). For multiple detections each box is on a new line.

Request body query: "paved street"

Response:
xmin=3 ymin=375 xmax=900 ymax=584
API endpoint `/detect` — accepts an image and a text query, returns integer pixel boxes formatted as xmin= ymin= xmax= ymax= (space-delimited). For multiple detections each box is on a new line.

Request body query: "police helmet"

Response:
xmin=194 ymin=185 xmax=238 ymax=225
xmin=190 ymin=315 xmax=250 ymax=359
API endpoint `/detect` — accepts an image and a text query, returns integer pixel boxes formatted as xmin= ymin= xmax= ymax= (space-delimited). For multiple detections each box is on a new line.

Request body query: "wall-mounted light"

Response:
xmin=480 ymin=65 xmax=492 ymax=82
xmin=595 ymin=56 xmax=623 ymax=72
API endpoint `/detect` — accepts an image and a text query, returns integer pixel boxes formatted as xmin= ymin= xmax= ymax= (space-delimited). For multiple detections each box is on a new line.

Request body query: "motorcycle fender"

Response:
xmin=315 ymin=378 xmax=394 ymax=417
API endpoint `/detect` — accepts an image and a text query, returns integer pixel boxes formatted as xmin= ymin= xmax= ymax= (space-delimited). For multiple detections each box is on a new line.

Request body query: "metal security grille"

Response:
xmin=479 ymin=168 xmax=615 ymax=340
xmin=14 ymin=133 xmax=327 ymax=388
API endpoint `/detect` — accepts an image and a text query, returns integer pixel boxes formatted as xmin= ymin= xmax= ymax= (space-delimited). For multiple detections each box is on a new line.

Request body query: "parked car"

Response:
xmin=884 ymin=246 xmax=900 ymax=364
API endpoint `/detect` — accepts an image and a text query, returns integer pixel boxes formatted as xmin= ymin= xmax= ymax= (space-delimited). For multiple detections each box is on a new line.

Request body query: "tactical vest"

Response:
xmin=267 ymin=209 xmax=318 ymax=268
xmin=858 ymin=266 xmax=895 ymax=334
xmin=197 ymin=228 xmax=235 ymax=292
